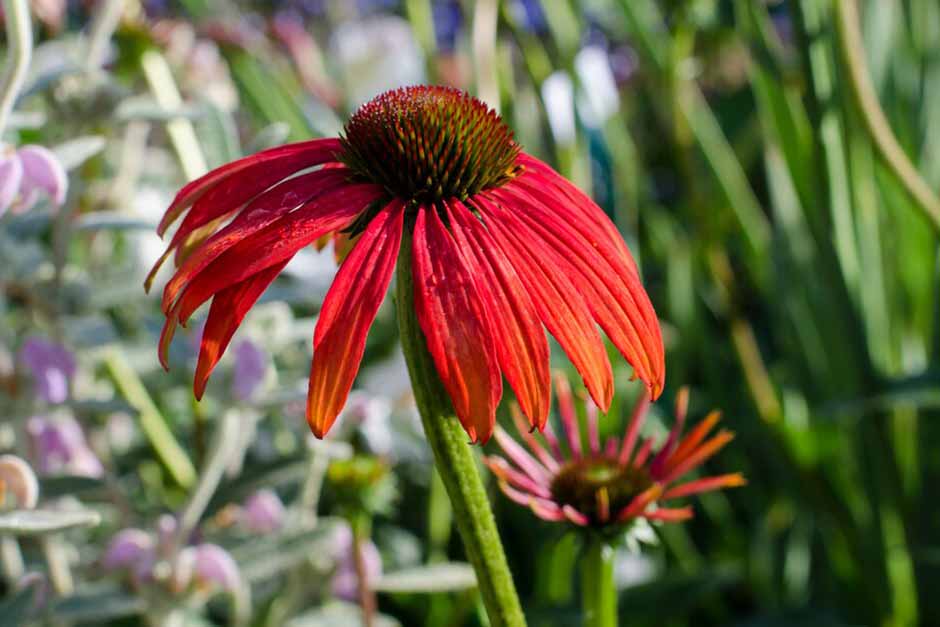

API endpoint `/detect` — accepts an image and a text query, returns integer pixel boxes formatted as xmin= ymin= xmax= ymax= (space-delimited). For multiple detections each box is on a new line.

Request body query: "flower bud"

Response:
xmin=0 ymin=455 xmax=39 ymax=509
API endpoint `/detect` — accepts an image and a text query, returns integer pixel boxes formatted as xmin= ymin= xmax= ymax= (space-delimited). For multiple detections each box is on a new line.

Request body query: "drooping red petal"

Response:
xmin=159 ymin=138 xmax=342 ymax=236
xmin=445 ymin=199 xmax=550 ymax=429
xmin=306 ymin=200 xmax=404 ymax=437
xmin=491 ymin=183 xmax=664 ymax=399
xmin=158 ymin=168 xmax=354 ymax=305
xmin=471 ymin=194 xmax=613 ymax=412
xmin=517 ymin=152 xmax=640 ymax=277
xmin=168 ymin=183 xmax=382 ymax=323
xmin=411 ymin=207 xmax=502 ymax=443
xmin=194 ymin=260 xmax=288 ymax=399
xmin=506 ymin=171 xmax=663 ymax=359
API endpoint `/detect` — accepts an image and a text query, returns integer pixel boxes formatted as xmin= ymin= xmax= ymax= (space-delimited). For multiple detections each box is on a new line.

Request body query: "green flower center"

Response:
xmin=338 ymin=86 xmax=521 ymax=202
xmin=550 ymin=457 xmax=653 ymax=525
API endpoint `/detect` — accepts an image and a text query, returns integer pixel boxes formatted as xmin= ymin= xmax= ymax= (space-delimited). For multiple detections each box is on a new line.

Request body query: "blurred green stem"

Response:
xmin=471 ymin=0 xmax=499 ymax=110
xmin=396 ymin=229 xmax=527 ymax=627
xmin=581 ymin=538 xmax=617 ymax=627
xmin=85 ymin=0 xmax=124 ymax=71
xmin=171 ymin=410 xmax=241 ymax=554
xmin=351 ymin=515 xmax=377 ymax=627
xmin=0 ymin=535 xmax=24 ymax=584
xmin=0 ymin=0 xmax=32 ymax=138
xmin=834 ymin=0 xmax=940 ymax=231
xmin=103 ymin=349 xmax=196 ymax=488
xmin=140 ymin=49 xmax=208 ymax=180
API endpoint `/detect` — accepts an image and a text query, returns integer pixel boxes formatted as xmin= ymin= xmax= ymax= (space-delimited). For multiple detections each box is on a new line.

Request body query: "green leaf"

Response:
xmin=374 ymin=562 xmax=477 ymax=594
xmin=285 ymin=601 xmax=400 ymax=627
xmin=0 ymin=509 xmax=101 ymax=536
xmin=50 ymin=585 xmax=146 ymax=621
xmin=52 ymin=136 xmax=106 ymax=171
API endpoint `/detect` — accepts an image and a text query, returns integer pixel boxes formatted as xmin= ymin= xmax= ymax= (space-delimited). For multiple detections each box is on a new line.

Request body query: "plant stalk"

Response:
xmin=395 ymin=228 xmax=527 ymax=627
xmin=834 ymin=0 xmax=940 ymax=231
xmin=0 ymin=0 xmax=32 ymax=138
xmin=581 ymin=537 xmax=617 ymax=627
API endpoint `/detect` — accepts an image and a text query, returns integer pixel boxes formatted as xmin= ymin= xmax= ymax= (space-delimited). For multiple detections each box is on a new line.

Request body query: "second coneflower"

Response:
xmin=148 ymin=85 xmax=664 ymax=444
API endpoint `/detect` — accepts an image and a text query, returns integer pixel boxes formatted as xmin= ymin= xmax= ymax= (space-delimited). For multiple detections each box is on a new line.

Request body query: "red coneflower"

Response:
xmin=486 ymin=376 xmax=745 ymax=527
xmin=148 ymin=85 xmax=664 ymax=443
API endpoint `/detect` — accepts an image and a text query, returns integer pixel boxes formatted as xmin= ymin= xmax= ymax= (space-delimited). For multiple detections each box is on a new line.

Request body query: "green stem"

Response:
xmin=581 ymin=537 xmax=617 ymax=627
xmin=834 ymin=0 xmax=940 ymax=231
xmin=0 ymin=0 xmax=33 ymax=138
xmin=395 ymin=229 xmax=527 ymax=627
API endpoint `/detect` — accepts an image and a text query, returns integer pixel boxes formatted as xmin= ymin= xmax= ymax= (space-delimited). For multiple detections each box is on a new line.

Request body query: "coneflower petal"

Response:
xmin=666 ymin=410 xmax=722 ymax=470
xmin=517 ymin=153 xmax=640 ymax=278
xmin=471 ymin=195 xmax=614 ymax=412
xmin=194 ymin=261 xmax=288 ymax=399
xmin=446 ymin=200 xmax=551 ymax=429
xmin=483 ymin=456 xmax=552 ymax=499
xmin=645 ymin=507 xmax=694 ymax=522
xmin=509 ymin=404 xmax=560 ymax=473
xmin=412 ymin=207 xmax=502 ymax=444
xmin=659 ymin=431 xmax=735 ymax=484
xmin=168 ymin=162 xmax=349 ymax=265
xmin=663 ymin=473 xmax=746 ymax=500
xmin=553 ymin=373 xmax=583 ymax=460
xmin=492 ymin=184 xmax=664 ymax=399
xmin=492 ymin=426 xmax=552 ymax=485
xmin=155 ymin=168 xmax=352 ymax=298
xmin=519 ymin=172 xmax=663 ymax=362
xmin=651 ymin=387 xmax=690 ymax=476
xmin=167 ymin=183 xmax=382 ymax=323
xmin=618 ymin=391 xmax=651 ymax=466
xmin=306 ymin=200 xmax=404 ymax=437
xmin=159 ymin=138 xmax=342 ymax=236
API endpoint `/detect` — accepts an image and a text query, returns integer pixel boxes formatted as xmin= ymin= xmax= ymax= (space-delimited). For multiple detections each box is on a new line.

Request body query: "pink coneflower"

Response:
xmin=148 ymin=85 xmax=664 ymax=443
xmin=486 ymin=375 xmax=745 ymax=528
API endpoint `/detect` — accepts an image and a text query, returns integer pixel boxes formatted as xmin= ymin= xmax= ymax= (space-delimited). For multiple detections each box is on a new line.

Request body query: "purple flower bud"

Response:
xmin=0 ymin=151 xmax=23 ymax=217
xmin=232 ymin=339 xmax=267 ymax=402
xmin=0 ymin=454 xmax=39 ymax=508
xmin=26 ymin=415 xmax=103 ymax=478
xmin=241 ymin=489 xmax=285 ymax=534
xmin=18 ymin=337 xmax=76 ymax=404
xmin=16 ymin=145 xmax=67 ymax=211
xmin=193 ymin=543 xmax=241 ymax=592
xmin=102 ymin=529 xmax=155 ymax=571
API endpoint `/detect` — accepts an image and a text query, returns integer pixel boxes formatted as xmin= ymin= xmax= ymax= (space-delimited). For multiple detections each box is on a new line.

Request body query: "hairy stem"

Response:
xmin=395 ymin=228 xmax=527 ymax=627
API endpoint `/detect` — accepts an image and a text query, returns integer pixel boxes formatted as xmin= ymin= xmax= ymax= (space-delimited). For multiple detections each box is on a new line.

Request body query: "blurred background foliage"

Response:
xmin=0 ymin=0 xmax=938 ymax=625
